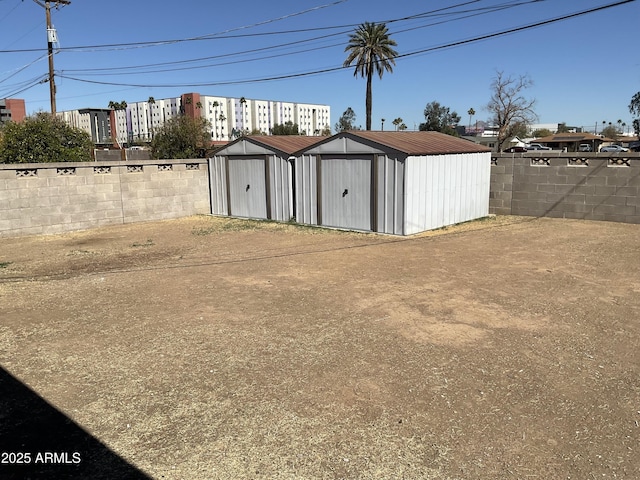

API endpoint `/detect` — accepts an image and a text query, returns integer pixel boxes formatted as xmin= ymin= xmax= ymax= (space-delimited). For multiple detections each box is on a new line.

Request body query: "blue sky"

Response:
xmin=1 ymin=0 xmax=638 ymax=133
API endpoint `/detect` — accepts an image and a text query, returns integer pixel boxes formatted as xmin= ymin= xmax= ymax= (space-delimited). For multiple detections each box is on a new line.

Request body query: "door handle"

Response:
xmin=246 ymin=184 xmax=250 ymax=191
xmin=342 ymin=188 xmax=348 ymax=197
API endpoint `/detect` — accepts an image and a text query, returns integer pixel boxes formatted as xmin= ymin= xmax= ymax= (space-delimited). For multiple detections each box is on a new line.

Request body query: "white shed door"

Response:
xmin=228 ymin=158 xmax=268 ymax=219
xmin=321 ymin=157 xmax=372 ymax=231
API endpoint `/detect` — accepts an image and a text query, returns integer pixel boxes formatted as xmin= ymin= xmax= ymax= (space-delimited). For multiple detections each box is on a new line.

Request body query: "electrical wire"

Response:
xmin=0 ymin=0 xmax=21 ymax=24
xmin=0 ymin=53 xmax=49 ymax=84
xmin=0 ymin=75 xmax=48 ymax=98
xmin=0 ymin=0 xmax=534 ymax=54
xmin=0 ymin=0 xmax=352 ymax=53
xmin=57 ymin=0 xmax=548 ymax=77
xmin=55 ymin=0 xmax=635 ymax=90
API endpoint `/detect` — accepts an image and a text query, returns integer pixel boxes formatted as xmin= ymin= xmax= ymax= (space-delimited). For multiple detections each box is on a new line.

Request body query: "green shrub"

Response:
xmin=0 ymin=112 xmax=93 ymax=163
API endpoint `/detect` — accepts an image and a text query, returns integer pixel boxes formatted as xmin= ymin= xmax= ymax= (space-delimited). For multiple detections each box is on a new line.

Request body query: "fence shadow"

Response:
xmin=0 ymin=366 xmax=151 ymax=480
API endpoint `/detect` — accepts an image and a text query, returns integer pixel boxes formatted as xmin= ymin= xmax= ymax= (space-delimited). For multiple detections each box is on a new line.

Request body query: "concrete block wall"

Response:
xmin=490 ymin=153 xmax=640 ymax=224
xmin=489 ymin=156 xmax=514 ymax=216
xmin=0 ymin=159 xmax=210 ymax=237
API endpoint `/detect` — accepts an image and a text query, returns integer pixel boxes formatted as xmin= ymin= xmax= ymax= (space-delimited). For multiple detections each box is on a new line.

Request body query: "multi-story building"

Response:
xmin=198 ymin=95 xmax=330 ymax=139
xmin=128 ymin=96 xmax=181 ymax=143
xmin=57 ymin=108 xmax=112 ymax=145
xmin=60 ymin=93 xmax=330 ymax=146
xmin=57 ymin=93 xmax=330 ymax=146
xmin=0 ymin=98 xmax=27 ymax=124
xmin=295 ymin=103 xmax=331 ymax=135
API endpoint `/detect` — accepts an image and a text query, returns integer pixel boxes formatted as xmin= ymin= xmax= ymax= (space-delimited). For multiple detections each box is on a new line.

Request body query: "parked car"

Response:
xmin=578 ymin=144 xmax=592 ymax=152
xmin=525 ymin=143 xmax=551 ymax=151
xmin=600 ymin=145 xmax=629 ymax=153
xmin=503 ymin=146 xmax=527 ymax=153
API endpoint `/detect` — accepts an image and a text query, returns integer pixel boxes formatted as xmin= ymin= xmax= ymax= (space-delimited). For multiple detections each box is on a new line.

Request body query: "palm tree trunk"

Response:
xmin=366 ymin=67 xmax=373 ymax=130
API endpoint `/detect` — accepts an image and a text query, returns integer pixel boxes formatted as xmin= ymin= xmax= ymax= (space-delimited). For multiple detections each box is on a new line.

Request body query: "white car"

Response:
xmin=600 ymin=145 xmax=629 ymax=153
xmin=525 ymin=143 xmax=551 ymax=151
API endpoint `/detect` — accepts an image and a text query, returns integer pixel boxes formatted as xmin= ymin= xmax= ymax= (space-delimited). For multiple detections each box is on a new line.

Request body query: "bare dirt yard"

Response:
xmin=1 ymin=215 xmax=639 ymax=479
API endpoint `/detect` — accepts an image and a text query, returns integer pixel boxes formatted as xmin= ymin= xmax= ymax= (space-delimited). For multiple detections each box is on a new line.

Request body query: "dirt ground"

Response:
xmin=0 ymin=215 xmax=639 ymax=480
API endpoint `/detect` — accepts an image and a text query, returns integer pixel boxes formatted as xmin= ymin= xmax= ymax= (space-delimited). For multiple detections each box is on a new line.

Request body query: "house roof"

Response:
xmin=212 ymin=135 xmax=325 ymax=156
xmin=533 ymin=132 xmax=612 ymax=143
xmin=325 ymin=131 xmax=492 ymax=155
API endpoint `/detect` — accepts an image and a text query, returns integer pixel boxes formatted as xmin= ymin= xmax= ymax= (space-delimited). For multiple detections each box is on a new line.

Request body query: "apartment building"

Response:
xmin=199 ymin=95 xmax=330 ymax=140
xmin=128 ymin=97 xmax=181 ymax=144
xmin=0 ymin=98 xmax=27 ymax=124
xmin=57 ymin=108 xmax=113 ymax=145
xmin=57 ymin=93 xmax=330 ymax=146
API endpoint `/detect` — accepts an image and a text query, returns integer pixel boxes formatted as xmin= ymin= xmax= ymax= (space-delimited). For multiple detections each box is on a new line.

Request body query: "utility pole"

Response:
xmin=33 ymin=0 xmax=70 ymax=115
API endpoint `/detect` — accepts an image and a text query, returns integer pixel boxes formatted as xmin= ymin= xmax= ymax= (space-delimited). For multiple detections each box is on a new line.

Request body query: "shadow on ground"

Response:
xmin=0 ymin=367 xmax=150 ymax=480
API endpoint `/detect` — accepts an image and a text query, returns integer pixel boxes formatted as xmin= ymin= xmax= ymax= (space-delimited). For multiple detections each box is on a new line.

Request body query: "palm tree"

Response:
xmin=148 ymin=97 xmax=156 ymax=140
xmin=467 ymin=108 xmax=476 ymax=131
xmin=239 ymin=97 xmax=247 ymax=130
xmin=381 ymin=118 xmax=385 ymax=131
xmin=392 ymin=117 xmax=403 ymax=131
xmin=343 ymin=22 xmax=398 ymax=131
xmin=108 ymin=100 xmax=126 ymax=110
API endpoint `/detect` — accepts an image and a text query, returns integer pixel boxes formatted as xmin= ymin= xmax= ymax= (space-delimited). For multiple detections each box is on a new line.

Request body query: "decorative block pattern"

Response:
xmin=530 ymin=158 xmax=550 ymax=166
xmin=608 ymin=158 xmax=630 ymax=167
xmin=490 ymin=157 xmax=498 ymax=166
xmin=186 ymin=163 xmax=200 ymax=170
xmin=1 ymin=160 xmax=210 ymax=238
xmin=569 ymin=158 xmax=589 ymax=166
xmin=490 ymin=154 xmax=640 ymax=225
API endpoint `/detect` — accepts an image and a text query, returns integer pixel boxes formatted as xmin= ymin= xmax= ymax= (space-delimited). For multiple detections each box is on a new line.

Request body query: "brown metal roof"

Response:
xmin=343 ymin=130 xmax=492 ymax=155
xmin=533 ymin=132 xmax=610 ymax=143
xmin=246 ymin=135 xmax=326 ymax=155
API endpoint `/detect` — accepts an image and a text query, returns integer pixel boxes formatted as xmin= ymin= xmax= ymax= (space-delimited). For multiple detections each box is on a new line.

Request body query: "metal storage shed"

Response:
xmin=208 ymin=136 xmax=323 ymax=221
xmin=294 ymin=131 xmax=492 ymax=235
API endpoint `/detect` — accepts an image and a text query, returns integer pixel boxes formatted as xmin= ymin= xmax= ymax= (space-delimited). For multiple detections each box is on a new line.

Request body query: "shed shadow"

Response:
xmin=0 ymin=366 xmax=150 ymax=480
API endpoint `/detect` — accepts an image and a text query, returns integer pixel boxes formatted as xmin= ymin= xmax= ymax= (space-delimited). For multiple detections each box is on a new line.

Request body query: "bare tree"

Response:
xmin=486 ymin=71 xmax=537 ymax=152
xmin=629 ymin=92 xmax=640 ymax=137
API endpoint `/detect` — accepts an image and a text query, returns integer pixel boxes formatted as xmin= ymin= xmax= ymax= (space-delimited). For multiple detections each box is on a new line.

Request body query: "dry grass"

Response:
xmin=1 ymin=215 xmax=639 ymax=479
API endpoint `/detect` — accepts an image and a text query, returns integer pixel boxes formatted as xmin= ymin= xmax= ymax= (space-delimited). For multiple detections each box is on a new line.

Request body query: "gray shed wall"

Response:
xmin=294 ymin=154 xmax=318 ymax=225
xmin=294 ymin=149 xmax=490 ymax=235
xmin=208 ymin=152 xmax=292 ymax=221
xmin=294 ymin=153 xmax=405 ymax=234
xmin=376 ymin=155 xmax=405 ymax=235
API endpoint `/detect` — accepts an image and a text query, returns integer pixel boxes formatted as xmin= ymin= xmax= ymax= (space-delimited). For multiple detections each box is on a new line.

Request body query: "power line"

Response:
xmin=0 ymin=0 xmax=22 ymax=24
xmin=0 ymin=0 xmax=532 ymax=54
xmin=54 ymin=0 xmax=548 ymax=77
xmin=55 ymin=0 xmax=636 ymax=90
xmin=0 ymin=0 xmax=353 ymax=54
xmin=0 ymin=75 xmax=49 ymax=98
